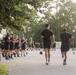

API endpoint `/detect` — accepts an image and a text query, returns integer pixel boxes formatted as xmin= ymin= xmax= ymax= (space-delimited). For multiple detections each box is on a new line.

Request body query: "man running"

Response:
xmin=41 ymin=24 xmax=55 ymax=65
xmin=60 ymin=28 xmax=74 ymax=65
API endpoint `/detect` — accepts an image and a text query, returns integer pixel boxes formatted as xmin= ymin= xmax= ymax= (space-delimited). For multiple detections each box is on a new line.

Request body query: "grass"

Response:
xmin=0 ymin=64 xmax=8 ymax=75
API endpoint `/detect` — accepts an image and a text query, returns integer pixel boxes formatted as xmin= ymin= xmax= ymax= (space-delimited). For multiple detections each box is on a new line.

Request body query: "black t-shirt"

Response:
xmin=0 ymin=40 xmax=2 ymax=48
xmin=4 ymin=36 xmax=10 ymax=45
xmin=41 ymin=29 xmax=53 ymax=42
xmin=21 ymin=39 xmax=26 ymax=46
xmin=1 ymin=40 xmax=4 ymax=45
xmin=15 ymin=39 xmax=19 ymax=46
xmin=60 ymin=32 xmax=72 ymax=44
xmin=10 ymin=37 xmax=13 ymax=46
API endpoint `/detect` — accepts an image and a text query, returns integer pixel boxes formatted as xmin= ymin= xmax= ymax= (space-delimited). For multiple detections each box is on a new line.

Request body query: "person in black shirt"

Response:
xmin=41 ymin=24 xmax=55 ymax=65
xmin=9 ymin=34 xmax=14 ymax=59
xmin=4 ymin=33 xmax=10 ymax=60
xmin=1 ymin=38 xmax=5 ymax=57
xmin=14 ymin=35 xmax=20 ymax=57
xmin=60 ymin=28 xmax=74 ymax=65
xmin=0 ymin=38 xmax=2 ymax=61
xmin=31 ymin=41 xmax=35 ymax=51
xmin=21 ymin=36 xmax=27 ymax=56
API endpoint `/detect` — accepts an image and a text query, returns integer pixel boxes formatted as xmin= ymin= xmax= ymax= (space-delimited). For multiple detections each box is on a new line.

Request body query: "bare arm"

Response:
xmin=70 ymin=36 xmax=74 ymax=42
xmin=41 ymin=35 xmax=44 ymax=39
xmin=52 ymin=34 xmax=55 ymax=43
xmin=51 ymin=35 xmax=55 ymax=48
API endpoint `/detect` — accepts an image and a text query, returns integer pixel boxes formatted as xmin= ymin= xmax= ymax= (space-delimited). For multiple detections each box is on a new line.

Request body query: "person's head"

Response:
xmin=15 ymin=35 xmax=18 ymax=39
xmin=10 ymin=34 xmax=13 ymax=38
xmin=45 ymin=24 xmax=50 ymax=29
xmin=22 ymin=36 xmax=25 ymax=40
xmin=7 ymin=32 xmax=10 ymax=37
xmin=63 ymin=28 xmax=67 ymax=32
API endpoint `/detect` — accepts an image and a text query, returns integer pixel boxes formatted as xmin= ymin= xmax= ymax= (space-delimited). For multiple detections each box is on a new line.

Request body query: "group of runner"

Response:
xmin=0 ymin=33 xmax=27 ymax=60
xmin=41 ymin=24 xmax=74 ymax=65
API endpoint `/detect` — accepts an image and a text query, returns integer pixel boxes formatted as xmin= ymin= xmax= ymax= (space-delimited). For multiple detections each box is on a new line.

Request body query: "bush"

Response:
xmin=0 ymin=65 xmax=8 ymax=75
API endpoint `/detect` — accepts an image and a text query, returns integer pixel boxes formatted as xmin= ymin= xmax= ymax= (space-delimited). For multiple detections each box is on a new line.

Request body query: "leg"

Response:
xmin=44 ymin=48 xmax=48 ymax=61
xmin=0 ymin=49 xmax=1 ymax=61
xmin=23 ymin=50 xmax=26 ymax=56
xmin=61 ymin=51 xmax=67 ymax=65
xmin=64 ymin=51 xmax=67 ymax=64
xmin=17 ymin=49 xmax=20 ymax=57
xmin=45 ymin=48 xmax=49 ymax=65
xmin=13 ymin=49 xmax=18 ymax=57
xmin=5 ymin=50 xmax=9 ymax=60
xmin=10 ymin=50 xmax=14 ymax=59
xmin=0 ymin=55 xmax=1 ymax=61
xmin=64 ymin=51 xmax=67 ymax=60
xmin=21 ymin=49 xmax=22 ymax=56
xmin=48 ymin=48 xmax=50 ymax=61
xmin=8 ymin=50 xmax=11 ymax=58
xmin=61 ymin=52 xmax=65 ymax=59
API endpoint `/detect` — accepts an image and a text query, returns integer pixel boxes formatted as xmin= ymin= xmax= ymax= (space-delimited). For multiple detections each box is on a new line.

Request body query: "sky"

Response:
xmin=37 ymin=0 xmax=76 ymax=18
xmin=72 ymin=0 xmax=76 ymax=3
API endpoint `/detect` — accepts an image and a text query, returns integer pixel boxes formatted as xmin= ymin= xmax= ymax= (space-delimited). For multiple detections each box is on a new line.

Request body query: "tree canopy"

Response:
xmin=0 ymin=0 xmax=49 ymax=30
xmin=0 ymin=0 xmax=76 ymax=45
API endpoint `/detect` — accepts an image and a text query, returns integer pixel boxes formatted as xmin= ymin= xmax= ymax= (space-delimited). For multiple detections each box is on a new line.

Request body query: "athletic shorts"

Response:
xmin=61 ymin=44 xmax=69 ymax=52
xmin=44 ymin=41 xmax=51 ymax=48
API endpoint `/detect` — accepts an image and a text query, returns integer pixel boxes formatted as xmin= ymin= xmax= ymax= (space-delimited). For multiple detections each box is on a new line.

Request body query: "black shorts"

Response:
xmin=15 ymin=44 xmax=20 ymax=49
xmin=44 ymin=41 xmax=51 ymax=48
xmin=21 ymin=45 xmax=25 ymax=50
xmin=15 ymin=46 xmax=19 ymax=49
xmin=1 ymin=45 xmax=5 ymax=50
xmin=61 ymin=44 xmax=69 ymax=52
xmin=21 ymin=47 xmax=25 ymax=50
xmin=0 ymin=44 xmax=1 ymax=49
xmin=5 ymin=44 xmax=9 ymax=50
xmin=10 ymin=45 xmax=14 ymax=50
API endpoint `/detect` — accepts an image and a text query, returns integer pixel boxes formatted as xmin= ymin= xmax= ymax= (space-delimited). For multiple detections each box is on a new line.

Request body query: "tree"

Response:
xmin=0 ymin=0 xmax=50 ymax=31
xmin=31 ymin=0 xmax=76 ymax=44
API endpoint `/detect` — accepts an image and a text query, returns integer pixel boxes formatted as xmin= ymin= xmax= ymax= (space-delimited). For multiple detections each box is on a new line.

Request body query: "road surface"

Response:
xmin=0 ymin=49 xmax=76 ymax=75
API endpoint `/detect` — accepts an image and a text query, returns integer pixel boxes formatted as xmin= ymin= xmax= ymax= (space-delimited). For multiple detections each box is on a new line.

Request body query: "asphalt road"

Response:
xmin=0 ymin=49 xmax=76 ymax=75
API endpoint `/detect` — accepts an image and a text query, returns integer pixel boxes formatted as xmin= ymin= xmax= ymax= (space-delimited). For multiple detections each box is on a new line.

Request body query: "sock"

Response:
xmin=62 ymin=57 xmax=65 ymax=61
xmin=11 ymin=54 xmax=13 ymax=58
xmin=64 ymin=59 xmax=66 ymax=62
xmin=46 ymin=61 xmax=48 ymax=63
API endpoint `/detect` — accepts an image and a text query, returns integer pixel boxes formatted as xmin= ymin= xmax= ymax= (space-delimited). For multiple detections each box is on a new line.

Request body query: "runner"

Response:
xmin=1 ymin=38 xmax=5 ymax=57
xmin=0 ymin=38 xmax=2 ymax=61
xmin=4 ymin=33 xmax=10 ymax=60
xmin=21 ymin=36 xmax=27 ymax=56
xmin=31 ymin=41 xmax=35 ymax=51
xmin=9 ymin=34 xmax=14 ymax=59
xmin=60 ymin=28 xmax=74 ymax=65
xmin=14 ymin=35 xmax=20 ymax=57
xmin=41 ymin=24 xmax=55 ymax=65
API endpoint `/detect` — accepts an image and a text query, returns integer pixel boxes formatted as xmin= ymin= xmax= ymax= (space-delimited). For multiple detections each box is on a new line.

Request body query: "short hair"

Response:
xmin=45 ymin=24 xmax=49 ymax=28
xmin=7 ymin=33 xmax=10 ymax=36
xmin=63 ymin=28 xmax=67 ymax=32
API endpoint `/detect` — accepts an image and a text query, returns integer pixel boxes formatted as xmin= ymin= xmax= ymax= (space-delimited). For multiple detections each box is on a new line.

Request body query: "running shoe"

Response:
xmin=46 ymin=62 xmax=48 ymax=65
xmin=63 ymin=59 xmax=67 ymax=65
xmin=48 ymin=60 xmax=50 ymax=64
xmin=5 ymin=57 xmax=9 ymax=60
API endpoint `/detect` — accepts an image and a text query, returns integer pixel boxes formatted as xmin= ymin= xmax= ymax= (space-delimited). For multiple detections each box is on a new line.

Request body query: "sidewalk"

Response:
xmin=0 ymin=50 xmax=76 ymax=75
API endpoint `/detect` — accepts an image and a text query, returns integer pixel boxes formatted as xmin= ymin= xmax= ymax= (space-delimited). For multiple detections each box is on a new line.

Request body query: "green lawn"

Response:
xmin=0 ymin=65 xmax=8 ymax=75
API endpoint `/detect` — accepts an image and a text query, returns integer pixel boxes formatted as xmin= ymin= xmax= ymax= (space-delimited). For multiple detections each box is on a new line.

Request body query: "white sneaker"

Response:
xmin=48 ymin=60 xmax=50 ymax=64
xmin=46 ymin=62 xmax=48 ymax=65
